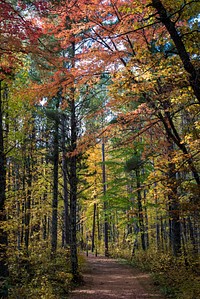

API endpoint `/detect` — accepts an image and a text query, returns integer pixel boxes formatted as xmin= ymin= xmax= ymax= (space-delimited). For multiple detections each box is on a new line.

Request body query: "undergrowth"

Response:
xmin=8 ymin=244 xmax=85 ymax=299
xmin=111 ymin=247 xmax=200 ymax=299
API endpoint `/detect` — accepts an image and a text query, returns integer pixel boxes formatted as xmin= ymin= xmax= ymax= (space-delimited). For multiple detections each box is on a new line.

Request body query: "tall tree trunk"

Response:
xmin=102 ymin=138 xmax=109 ymax=257
xmin=69 ymin=94 xmax=79 ymax=279
xmin=67 ymin=37 xmax=79 ymax=280
xmin=154 ymin=187 xmax=160 ymax=251
xmin=147 ymin=95 xmax=200 ymax=190
xmin=143 ymin=189 xmax=149 ymax=249
xmin=42 ymin=137 xmax=49 ymax=241
xmin=51 ymin=107 xmax=59 ymax=253
xmin=21 ymin=178 xmax=25 ymax=248
xmin=0 ymin=80 xmax=8 ymax=298
xmin=135 ymin=169 xmax=146 ymax=251
xmin=167 ymin=146 xmax=181 ymax=256
xmin=97 ymin=204 xmax=101 ymax=242
xmin=61 ymin=114 xmax=70 ymax=246
xmin=169 ymin=194 xmax=181 ymax=256
xmin=24 ymin=155 xmax=32 ymax=253
xmin=160 ymin=216 xmax=164 ymax=251
xmin=91 ymin=203 xmax=96 ymax=253
xmin=152 ymin=0 xmax=200 ymax=104
xmin=188 ymin=215 xmax=199 ymax=255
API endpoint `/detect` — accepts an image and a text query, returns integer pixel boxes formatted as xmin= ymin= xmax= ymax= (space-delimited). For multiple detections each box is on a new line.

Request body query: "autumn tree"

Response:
xmin=81 ymin=0 xmax=200 ymax=258
xmin=1 ymin=0 xmax=199 ymax=297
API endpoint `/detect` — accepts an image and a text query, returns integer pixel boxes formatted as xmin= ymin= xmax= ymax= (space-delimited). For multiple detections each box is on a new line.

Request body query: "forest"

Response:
xmin=0 ymin=0 xmax=200 ymax=298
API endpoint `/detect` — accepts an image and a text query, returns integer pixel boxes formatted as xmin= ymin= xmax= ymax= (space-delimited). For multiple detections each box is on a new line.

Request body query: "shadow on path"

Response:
xmin=69 ymin=254 xmax=165 ymax=299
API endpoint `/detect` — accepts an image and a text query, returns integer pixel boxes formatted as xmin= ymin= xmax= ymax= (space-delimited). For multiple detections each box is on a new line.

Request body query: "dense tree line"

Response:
xmin=0 ymin=0 xmax=199 ymax=298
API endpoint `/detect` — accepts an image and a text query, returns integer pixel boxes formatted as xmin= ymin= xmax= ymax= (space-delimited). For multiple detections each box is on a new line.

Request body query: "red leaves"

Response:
xmin=0 ymin=0 xmax=44 ymax=80
xmin=0 ymin=0 xmax=43 ymax=52
xmin=34 ymin=0 xmax=49 ymax=12
xmin=17 ymin=1 xmax=26 ymax=10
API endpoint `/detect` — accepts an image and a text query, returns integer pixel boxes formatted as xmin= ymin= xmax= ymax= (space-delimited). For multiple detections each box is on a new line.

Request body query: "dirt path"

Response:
xmin=69 ymin=254 xmax=165 ymax=299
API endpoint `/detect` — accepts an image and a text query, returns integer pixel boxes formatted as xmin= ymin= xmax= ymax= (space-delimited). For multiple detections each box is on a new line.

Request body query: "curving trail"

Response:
xmin=69 ymin=254 xmax=165 ymax=299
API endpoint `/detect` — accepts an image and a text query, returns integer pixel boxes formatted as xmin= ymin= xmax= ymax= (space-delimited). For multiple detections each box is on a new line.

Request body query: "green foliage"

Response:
xmin=129 ymin=249 xmax=200 ymax=299
xmin=124 ymin=155 xmax=143 ymax=172
xmin=8 ymin=246 xmax=73 ymax=299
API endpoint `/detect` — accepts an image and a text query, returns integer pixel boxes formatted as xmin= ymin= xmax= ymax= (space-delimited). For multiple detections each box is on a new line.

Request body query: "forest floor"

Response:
xmin=68 ymin=254 xmax=166 ymax=299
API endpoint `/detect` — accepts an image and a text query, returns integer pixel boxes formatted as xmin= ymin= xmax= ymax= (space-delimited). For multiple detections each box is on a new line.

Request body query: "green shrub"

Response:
xmin=8 ymin=245 xmax=73 ymax=299
xmin=112 ymin=246 xmax=200 ymax=299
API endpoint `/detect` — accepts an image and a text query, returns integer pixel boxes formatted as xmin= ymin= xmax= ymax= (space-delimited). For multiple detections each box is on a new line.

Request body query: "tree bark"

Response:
xmin=61 ymin=114 xmax=70 ymax=246
xmin=24 ymin=155 xmax=32 ymax=253
xmin=69 ymin=95 xmax=79 ymax=279
xmin=51 ymin=104 xmax=59 ymax=253
xmin=135 ymin=169 xmax=146 ymax=251
xmin=102 ymin=139 xmax=109 ymax=257
xmin=0 ymin=80 xmax=8 ymax=298
xmin=91 ymin=203 xmax=96 ymax=252
xmin=167 ymin=142 xmax=181 ymax=256
xmin=152 ymin=0 xmax=200 ymax=104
